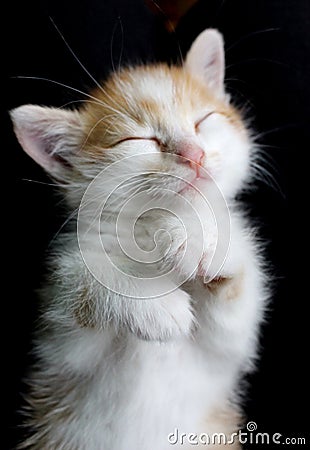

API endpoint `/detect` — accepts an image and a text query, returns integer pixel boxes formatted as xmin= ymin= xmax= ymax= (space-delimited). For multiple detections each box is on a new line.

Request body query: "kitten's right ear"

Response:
xmin=10 ymin=105 xmax=83 ymax=178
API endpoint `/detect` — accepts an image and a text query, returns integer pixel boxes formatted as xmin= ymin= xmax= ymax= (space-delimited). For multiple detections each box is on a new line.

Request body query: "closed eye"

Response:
xmin=194 ymin=111 xmax=216 ymax=131
xmin=112 ymin=136 xmax=161 ymax=147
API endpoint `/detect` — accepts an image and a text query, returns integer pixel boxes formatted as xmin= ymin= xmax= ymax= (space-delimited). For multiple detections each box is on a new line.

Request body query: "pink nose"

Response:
xmin=177 ymin=142 xmax=204 ymax=165
xmin=176 ymin=142 xmax=205 ymax=177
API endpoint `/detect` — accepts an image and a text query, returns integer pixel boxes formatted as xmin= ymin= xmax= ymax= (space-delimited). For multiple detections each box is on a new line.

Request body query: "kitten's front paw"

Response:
xmin=154 ymin=215 xmax=219 ymax=281
xmin=128 ymin=289 xmax=195 ymax=341
xmin=159 ymin=229 xmax=206 ymax=281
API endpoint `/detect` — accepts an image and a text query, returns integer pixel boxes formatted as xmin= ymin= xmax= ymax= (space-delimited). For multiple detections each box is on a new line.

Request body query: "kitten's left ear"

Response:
xmin=185 ymin=28 xmax=225 ymax=97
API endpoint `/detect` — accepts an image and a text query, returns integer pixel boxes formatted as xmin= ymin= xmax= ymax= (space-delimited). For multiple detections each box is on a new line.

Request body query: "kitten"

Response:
xmin=11 ymin=29 xmax=267 ymax=450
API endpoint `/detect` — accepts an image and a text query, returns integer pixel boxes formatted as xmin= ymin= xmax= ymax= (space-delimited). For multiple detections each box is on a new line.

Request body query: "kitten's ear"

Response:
xmin=10 ymin=105 xmax=82 ymax=178
xmin=185 ymin=29 xmax=225 ymax=96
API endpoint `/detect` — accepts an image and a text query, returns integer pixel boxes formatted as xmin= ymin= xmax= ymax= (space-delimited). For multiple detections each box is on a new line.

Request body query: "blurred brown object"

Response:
xmin=145 ymin=0 xmax=198 ymax=31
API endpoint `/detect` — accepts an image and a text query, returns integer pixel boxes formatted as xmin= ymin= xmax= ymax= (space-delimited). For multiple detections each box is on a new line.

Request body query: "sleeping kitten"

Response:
xmin=11 ymin=29 xmax=267 ymax=450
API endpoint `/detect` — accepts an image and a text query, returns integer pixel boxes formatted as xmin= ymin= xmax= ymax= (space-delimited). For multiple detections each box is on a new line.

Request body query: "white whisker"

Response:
xmin=58 ymin=100 xmax=105 ymax=109
xmin=226 ymin=28 xmax=280 ymax=53
xmin=253 ymin=124 xmax=297 ymax=142
xmin=48 ymin=208 xmax=79 ymax=248
xmin=13 ymin=76 xmax=106 ymax=106
xmin=118 ymin=17 xmax=124 ymax=73
xmin=49 ymin=17 xmax=106 ymax=94
xmin=80 ymin=114 xmax=117 ymax=151
xmin=251 ymin=157 xmax=285 ymax=197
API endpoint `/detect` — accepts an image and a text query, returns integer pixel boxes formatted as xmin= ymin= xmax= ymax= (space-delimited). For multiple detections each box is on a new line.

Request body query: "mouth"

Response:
xmin=188 ymin=160 xmax=210 ymax=180
xmin=178 ymin=166 xmax=210 ymax=195
xmin=151 ymin=160 xmax=211 ymax=195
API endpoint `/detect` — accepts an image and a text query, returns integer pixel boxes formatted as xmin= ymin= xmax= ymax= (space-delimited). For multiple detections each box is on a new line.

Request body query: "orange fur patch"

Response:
xmin=206 ymin=272 xmax=244 ymax=301
xmin=79 ymin=64 xmax=245 ymax=157
xmin=195 ymin=405 xmax=243 ymax=450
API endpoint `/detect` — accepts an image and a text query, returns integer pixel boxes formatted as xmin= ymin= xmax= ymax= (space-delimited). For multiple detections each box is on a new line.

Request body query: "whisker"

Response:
xmin=13 ymin=75 xmax=132 ymax=121
xmin=254 ymin=153 xmax=281 ymax=175
xmin=225 ymin=77 xmax=251 ymax=85
xmin=49 ymin=17 xmax=107 ymax=96
xmin=49 ymin=21 xmax=131 ymax=115
xmin=58 ymin=99 xmax=106 ymax=109
xmin=12 ymin=76 xmax=106 ymax=106
xmin=226 ymin=84 xmax=255 ymax=110
xmin=102 ymin=195 xmax=142 ymax=222
xmin=253 ymin=124 xmax=297 ymax=142
xmin=226 ymin=28 xmax=280 ymax=53
xmin=76 ymin=178 xmax=145 ymax=233
xmin=80 ymin=113 xmax=117 ymax=151
xmin=81 ymin=204 xmax=105 ymax=237
xmin=22 ymin=178 xmax=84 ymax=189
xmin=255 ymin=143 xmax=283 ymax=151
xmin=22 ymin=178 xmax=62 ymax=188
xmin=256 ymin=146 xmax=283 ymax=162
xmin=118 ymin=17 xmax=124 ymax=73
xmin=250 ymin=159 xmax=285 ymax=197
xmin=226 ymin=57 xmax=287 ymax=71
xmin=48 ymin=207 xmax=79 ymax=248
xmin=110 ymin=17 xmax=121 ymax=74
xmin=15 ymin=19 xmax=134 ymax=121
xmin=102 ymin=114 xmax=126 ymax=141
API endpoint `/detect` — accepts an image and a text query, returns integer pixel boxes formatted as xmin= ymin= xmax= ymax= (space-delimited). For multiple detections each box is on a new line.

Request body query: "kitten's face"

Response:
xmin=10 ymin=29 xmax=251 ymax=206
xmin=82 ymin=64 xmax=250 ymax=199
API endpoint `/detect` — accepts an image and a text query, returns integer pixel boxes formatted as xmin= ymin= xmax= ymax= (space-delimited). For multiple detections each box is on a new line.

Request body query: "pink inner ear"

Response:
xmin=14 ymin=126 xmax=59 ymax=173
xmin=11 ymin=105 xmax=82 ymax=176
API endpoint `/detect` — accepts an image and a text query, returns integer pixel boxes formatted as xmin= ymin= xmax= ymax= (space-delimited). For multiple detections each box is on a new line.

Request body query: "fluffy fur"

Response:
xmin=11 ymin=29 xmax=267 ymax=449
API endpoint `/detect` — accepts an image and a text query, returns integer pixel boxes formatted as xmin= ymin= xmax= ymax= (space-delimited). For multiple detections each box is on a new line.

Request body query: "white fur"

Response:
xmin=11 ymin=29 xmax=267 ymax=450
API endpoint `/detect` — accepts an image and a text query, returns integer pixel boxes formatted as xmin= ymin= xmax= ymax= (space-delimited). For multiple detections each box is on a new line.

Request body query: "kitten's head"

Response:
xmin=11 ymin=29 xmax=251 ymax=208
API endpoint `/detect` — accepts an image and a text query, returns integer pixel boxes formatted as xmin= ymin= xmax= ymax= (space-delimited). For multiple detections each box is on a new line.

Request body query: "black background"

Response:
xmin=3 ymin=0 xmax=309 ymax=448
